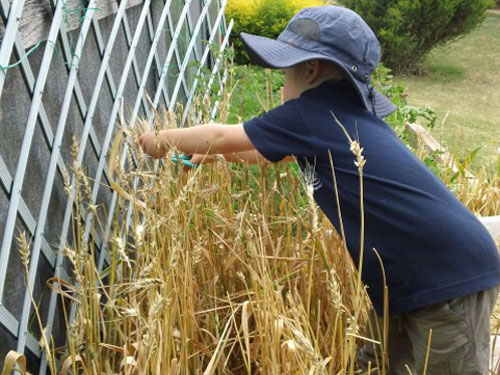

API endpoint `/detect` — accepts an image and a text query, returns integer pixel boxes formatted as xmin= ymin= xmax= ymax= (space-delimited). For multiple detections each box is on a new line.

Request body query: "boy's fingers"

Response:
xmin=190 ymin=154 xmax=215 ymax=164
xmin=190 ymin=154 xmax=203 ymax=164
xmin=137 ymin=134 xmax=148 ymax=149
xmin=137 ymin=133 xmax=157 ymax=157
xmin=136 ymin=135 xmax=144 ymax=148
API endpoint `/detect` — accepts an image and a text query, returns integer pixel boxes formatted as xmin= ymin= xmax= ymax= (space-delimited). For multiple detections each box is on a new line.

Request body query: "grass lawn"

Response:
xmin=397 ymin=11 xmax=500 ymax=170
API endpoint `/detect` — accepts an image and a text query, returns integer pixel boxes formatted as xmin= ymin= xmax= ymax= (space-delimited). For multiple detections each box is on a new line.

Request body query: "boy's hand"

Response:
xmin=181 ymin=154 xmax=216 ymax=171
xmin=137 ymin=131 xmax=167 ymax=159
xmin=189 ymin=154 xmax=216 ymax=165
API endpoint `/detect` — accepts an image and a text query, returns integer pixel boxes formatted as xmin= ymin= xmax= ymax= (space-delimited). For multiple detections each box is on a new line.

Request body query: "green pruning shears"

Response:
xmin=171 ymin=154 xmax=199 ymax=168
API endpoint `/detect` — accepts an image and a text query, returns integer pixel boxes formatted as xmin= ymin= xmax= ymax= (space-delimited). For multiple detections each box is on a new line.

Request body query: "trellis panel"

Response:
xmin=0 ymin=1 xmax=231 ymax=373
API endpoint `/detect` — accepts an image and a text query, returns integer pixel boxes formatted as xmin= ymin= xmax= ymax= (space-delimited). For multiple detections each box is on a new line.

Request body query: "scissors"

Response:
xmin=171 ymin=154 xmax=199 ymax=168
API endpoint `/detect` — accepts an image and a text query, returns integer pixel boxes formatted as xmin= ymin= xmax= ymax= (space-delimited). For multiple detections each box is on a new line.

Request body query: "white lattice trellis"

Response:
xmin=0 ymin=0 xmax=232 ymax=373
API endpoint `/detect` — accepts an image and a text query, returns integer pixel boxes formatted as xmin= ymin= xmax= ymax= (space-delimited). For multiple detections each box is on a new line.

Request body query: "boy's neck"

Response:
xmin=297 ymin=75 xmax=343 ymax=96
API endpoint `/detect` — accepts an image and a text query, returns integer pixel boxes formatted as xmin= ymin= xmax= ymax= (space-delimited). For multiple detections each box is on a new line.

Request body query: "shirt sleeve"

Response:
xmin=243 ymin=100 xmax=315 ymax=162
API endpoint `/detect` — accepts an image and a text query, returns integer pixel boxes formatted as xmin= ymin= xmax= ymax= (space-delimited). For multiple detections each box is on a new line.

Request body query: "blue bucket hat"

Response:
xmin=240 ymin=5 xmax=397 ymax=118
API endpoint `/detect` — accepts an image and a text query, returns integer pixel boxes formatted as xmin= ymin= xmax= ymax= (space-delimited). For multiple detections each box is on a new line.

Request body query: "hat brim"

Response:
xmin=240 ymin=32 xmax=397 ymax=118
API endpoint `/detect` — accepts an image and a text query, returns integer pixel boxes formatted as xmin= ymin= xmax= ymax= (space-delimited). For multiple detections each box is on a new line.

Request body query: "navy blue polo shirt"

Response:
xmin=243 ymin=79 xmax=500 ymax=315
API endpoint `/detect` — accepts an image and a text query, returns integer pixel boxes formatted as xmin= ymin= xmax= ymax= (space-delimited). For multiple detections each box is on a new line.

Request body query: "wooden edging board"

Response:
xmin=405 ymin=122 xmax=500 ymax=242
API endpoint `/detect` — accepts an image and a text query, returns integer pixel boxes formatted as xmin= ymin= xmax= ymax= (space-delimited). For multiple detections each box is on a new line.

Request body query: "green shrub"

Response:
xmin=338 ymin=0 xmax=493 ymax=73
xmin=226 ymin=0 xmax=326 ymax=65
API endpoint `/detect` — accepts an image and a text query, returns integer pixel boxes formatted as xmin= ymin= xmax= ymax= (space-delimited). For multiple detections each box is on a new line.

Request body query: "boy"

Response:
xmin=138 ymin=6 xmax=500 ymax=374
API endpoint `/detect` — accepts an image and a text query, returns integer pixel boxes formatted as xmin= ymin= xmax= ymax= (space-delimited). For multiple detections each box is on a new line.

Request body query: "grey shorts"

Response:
xmin=358 ymin=286 xmax=500 ymax=375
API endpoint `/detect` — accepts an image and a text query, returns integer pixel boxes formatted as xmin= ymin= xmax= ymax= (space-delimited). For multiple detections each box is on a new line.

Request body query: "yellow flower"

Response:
xmin=227 ymin=0 xmax=327 ymax=19
xmin=227 ymin=0 xmax=259 ymax=18
xmin=289 ymin=0 xmax=328 ymax=12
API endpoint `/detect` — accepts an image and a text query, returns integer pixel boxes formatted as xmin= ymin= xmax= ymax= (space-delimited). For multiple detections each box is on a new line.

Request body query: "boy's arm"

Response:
xmin=138 ymin=123 xmax=254 ymax=159
xmin=191 ymin=151 xmax=295 ymax=165
xmin=224 ymin=150 xmax=287 ymax=163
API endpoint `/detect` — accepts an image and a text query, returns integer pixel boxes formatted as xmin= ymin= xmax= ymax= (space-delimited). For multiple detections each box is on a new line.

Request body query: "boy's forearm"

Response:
xmin=157 ymin=123 xmax=254 ymax=155
xmin=157 ymin=124 xmax=222 ymax=155
xmin=223 ymin=151 xmax=295 ymax=164
xmin=223 ymin=150 xmax=268 ymax=164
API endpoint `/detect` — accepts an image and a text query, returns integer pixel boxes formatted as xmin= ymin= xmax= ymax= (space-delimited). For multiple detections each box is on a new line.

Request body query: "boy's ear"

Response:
xmin=305 ymin=59 xmax=321 ymax=84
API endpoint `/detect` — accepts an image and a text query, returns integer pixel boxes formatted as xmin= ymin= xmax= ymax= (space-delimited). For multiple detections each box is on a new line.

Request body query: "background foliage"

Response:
xmin=338 ymin=0 xmax=493 ymax=72
xmin=226 ymin=0 xmax=326 ymax=64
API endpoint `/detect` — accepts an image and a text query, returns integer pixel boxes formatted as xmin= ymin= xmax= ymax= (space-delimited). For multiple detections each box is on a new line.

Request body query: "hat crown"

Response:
xmin=278 ymin=6 xmax=380 ymax=78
